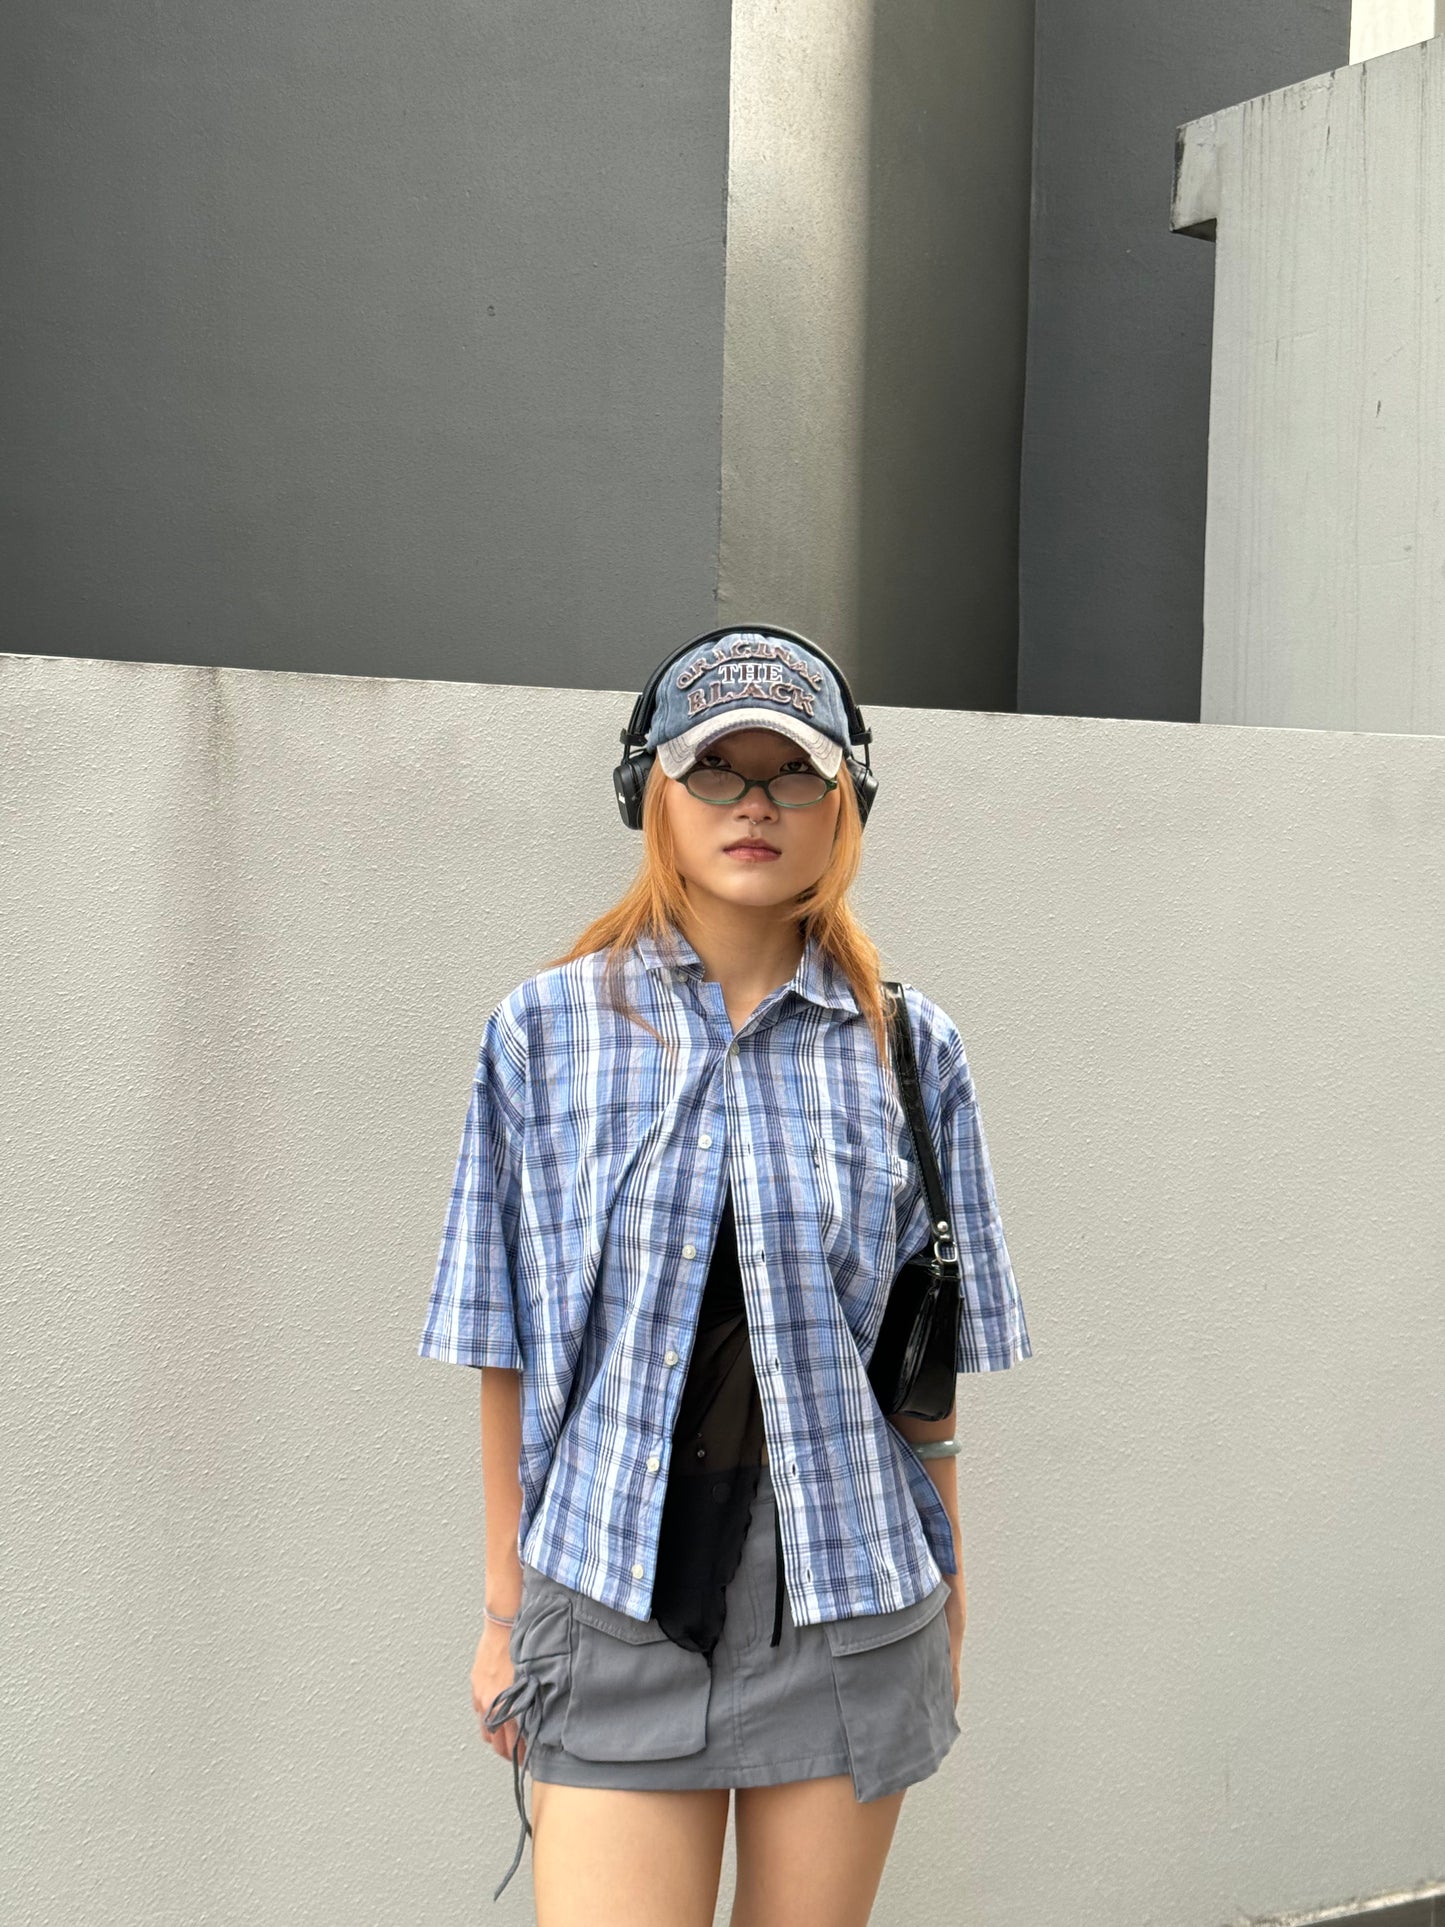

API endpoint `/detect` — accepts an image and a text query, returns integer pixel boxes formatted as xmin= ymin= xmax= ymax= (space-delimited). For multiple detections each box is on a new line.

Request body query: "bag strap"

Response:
xmin=882 ymin=982 xmax=962 ymax=1279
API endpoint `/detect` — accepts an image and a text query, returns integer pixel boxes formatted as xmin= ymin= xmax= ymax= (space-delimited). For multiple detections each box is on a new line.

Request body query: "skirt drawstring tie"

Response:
xmin=481 ymin=1667 xmax=543 ymax=1901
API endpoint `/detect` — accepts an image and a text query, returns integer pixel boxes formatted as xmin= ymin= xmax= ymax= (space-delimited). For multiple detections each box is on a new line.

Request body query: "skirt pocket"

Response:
xmin=822 ymin=1583 xmax=958 ymax=1802
xmin=560 ymin=1594 xmax=712 ymax=1763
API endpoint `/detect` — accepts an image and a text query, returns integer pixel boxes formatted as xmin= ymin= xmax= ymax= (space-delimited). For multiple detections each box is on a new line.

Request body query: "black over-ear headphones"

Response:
xmin=613 ymin=624 xmax=878 ymax=832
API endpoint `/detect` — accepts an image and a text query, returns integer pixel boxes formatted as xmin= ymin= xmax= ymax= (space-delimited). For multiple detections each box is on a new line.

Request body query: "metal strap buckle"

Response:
xmin=931 ymin=1218 xmax=959 ymax=1269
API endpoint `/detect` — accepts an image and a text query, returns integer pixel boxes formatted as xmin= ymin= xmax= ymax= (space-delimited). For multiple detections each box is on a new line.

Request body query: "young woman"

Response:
xmin=418 ymin=627 xmax=1032 ymax=1927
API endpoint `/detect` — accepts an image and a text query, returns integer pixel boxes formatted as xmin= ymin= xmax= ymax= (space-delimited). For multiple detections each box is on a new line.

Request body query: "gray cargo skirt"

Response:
xmin=481 ymin=1459 xmax=959 ymax=1900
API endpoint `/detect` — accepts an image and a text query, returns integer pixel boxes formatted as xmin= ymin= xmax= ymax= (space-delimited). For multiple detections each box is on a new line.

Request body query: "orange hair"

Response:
xmin=540 ymin=757 xmax=893 ymax=1068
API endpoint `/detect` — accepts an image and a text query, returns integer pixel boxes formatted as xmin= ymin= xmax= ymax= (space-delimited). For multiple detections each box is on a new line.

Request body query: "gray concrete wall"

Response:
xmin=1018 ymin=0 xmax=1353 ymax=726
xmin=15 ymin=1 xmax=1420 ymax=733
xmin=2 ymin=0 xmax=1035 ymax=714
xmin=4 ymin=649 xmax=1443 ymax=1923
xmin=1175 ymin=36 xmax=1445 ymax=735
xmin=0 ymin=0 xmax=731 ymax=690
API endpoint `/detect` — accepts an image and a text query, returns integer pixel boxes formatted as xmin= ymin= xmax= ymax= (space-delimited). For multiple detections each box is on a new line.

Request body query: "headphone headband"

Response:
xmin=613 ymin=623 xmax=877 ymax=831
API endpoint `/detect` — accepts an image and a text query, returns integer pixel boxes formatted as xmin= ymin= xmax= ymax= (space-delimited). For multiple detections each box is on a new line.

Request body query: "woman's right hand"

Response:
xmin=472 ymin=1619 xmax=522 ymax=1763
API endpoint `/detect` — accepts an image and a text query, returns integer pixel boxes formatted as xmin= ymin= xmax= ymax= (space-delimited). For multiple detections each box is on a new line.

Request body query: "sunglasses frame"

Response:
xmin=678 ymin=766 xmax=840 ymax=809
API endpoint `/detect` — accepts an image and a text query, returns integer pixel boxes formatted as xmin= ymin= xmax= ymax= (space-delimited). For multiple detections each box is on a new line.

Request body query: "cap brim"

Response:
xmin=656 ymin=709 xmax=844 ymax=780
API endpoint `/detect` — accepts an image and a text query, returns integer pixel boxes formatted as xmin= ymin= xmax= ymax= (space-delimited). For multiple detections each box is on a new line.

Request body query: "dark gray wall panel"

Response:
xmin=855 ymin=0 xmax=1035 ymax=714
xmin=0 ymin=1 xmax=731 ymax=689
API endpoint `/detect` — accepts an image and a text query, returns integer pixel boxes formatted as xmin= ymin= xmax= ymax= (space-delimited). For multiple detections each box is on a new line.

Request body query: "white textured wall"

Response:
xmin=1174 ymin=35 xmax=1445 ymax=735
xmin=3 ymin=652 xmax=1443 ymax=1925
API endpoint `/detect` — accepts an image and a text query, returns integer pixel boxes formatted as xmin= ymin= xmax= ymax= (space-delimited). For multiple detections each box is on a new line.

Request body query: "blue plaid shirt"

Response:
xmin=418 ymin=927 xmax=1032 ymax=1627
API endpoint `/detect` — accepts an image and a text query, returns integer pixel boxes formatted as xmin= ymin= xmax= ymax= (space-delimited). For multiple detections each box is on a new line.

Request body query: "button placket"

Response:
xmin=720 ymin=1065 xmax=802 ymax=1603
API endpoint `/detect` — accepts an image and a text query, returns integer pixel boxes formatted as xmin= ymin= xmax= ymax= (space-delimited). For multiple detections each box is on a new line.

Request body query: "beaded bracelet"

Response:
xmin=913 ymin=1437 xmax=962 ymax=1460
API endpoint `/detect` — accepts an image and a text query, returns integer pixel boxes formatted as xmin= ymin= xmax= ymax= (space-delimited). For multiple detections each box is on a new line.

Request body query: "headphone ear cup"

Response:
xmin=613 ymin=748 xmax=655 ymax=831
xmin=844 ymin=755 xmax=878 ymax=829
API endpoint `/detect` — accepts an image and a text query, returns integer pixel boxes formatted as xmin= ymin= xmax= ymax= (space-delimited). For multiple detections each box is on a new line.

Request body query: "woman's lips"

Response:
xmin=724 ymin=844 xmax=780 ymax=862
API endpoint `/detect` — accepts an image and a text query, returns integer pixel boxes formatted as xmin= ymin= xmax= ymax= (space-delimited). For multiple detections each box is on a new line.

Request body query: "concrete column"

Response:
xmin=1350 ymin=1 xmax=1441 ymax=63
xmin=1173 ymin=36 xmax=1445 ymax=733
xmin=718 ymin=0 xmax=875 ymax=661
xmin=718 ymin=0 xmax=1034 ymax=712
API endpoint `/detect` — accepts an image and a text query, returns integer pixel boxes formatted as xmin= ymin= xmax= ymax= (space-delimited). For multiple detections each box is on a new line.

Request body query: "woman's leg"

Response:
xmin=531 ymin=1780 xmax=731 ymax=1927
xmin=729 ymin=1776 xmax=908 ymax=1927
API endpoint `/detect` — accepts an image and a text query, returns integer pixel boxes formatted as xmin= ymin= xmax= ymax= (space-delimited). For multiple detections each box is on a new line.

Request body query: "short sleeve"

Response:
xmin=417 ymin=998 xmax=528 ymax=1371
xmin=932 ymin=1015 xmax=1033 ymax=1374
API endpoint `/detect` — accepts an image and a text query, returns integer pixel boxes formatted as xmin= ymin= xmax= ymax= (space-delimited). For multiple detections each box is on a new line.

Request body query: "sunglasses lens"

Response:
xmin=770 ymin=772 xmax=829 ymax=806
xmin=684 ymin=767 xmax=747 ymax=801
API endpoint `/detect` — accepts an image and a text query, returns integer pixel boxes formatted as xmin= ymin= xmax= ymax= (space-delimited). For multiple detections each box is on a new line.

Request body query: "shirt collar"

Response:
xmin=633 ymin=925 xmax=860 ymax=1016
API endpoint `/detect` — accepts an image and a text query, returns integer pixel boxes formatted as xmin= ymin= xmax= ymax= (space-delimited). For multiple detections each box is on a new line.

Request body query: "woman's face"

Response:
xmin=663 ymin=727 xmax=842 ymax=917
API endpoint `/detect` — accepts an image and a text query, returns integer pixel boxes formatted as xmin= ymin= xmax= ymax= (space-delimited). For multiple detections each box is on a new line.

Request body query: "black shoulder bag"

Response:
xmin=864 ymin=982 xmax=961 ymax=1421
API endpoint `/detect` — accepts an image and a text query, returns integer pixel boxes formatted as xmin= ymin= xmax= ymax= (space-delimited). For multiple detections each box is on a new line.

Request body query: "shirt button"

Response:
xmin=631 ymin=1562 xmax=644 ymax=1579
xmin=646 ymin=1455 xmax=660 ymax=1472
xmin=754 ymin=1248 xmax=765 ymax=1261
xmin=682 ymin=1243 xmax=697 ymax=1259
xmin=664 ymin=1349 xmax=680 ymax=1366
xmin=771 ymin=1356 xmax=781 ymax=1371
xmin=698 ymin=1134 xmax=712 ymax=1148
xmin=789 ymin=1461 xmax=798 ymax=1477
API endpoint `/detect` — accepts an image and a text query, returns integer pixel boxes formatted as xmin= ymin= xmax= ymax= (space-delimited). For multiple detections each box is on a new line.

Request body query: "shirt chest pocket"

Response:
xmin=806 ymin=1124 xmax=908 ymax=1265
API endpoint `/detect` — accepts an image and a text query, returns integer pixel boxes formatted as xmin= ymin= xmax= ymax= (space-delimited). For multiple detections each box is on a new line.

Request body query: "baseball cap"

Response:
xmin=643 ymin=630 xmax=850 ymax=780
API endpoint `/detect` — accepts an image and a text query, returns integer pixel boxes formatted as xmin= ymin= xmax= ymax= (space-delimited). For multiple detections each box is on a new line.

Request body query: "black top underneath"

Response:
xmin=650 ymin=1179 xmax=770 ymax=1659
